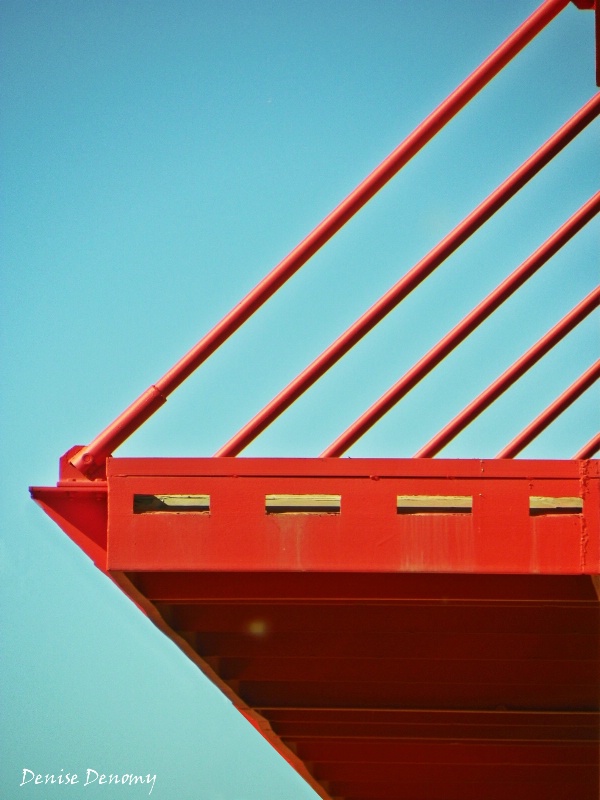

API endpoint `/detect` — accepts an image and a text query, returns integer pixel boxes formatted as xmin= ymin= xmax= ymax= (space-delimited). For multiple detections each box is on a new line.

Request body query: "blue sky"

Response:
xmin=1 ymin=2 xmax=598 ymax=798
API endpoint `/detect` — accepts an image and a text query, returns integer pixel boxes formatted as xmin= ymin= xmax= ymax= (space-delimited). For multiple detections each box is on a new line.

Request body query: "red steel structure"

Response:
xmin=31 ymin=2 xmax=599 ymax=799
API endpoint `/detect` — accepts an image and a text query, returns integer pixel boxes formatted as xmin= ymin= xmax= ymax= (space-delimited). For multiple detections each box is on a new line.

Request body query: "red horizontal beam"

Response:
xmin=129 ymin=571 xmax=599 ymax=603
xmin=194 ymin=630 xmax=598 ymax=660
xmin=322 ymin=193 xmax=600 ymax=456
xmin=321 ymin=763 xmax=597 ymax=783
xmin=264 ymin=709 xmax=600 ymax=742
xmin=237 ymin=678 xmax=597 ymax=711
xmin=415 ymin=288 xmax=600 ymax=457
xmin=327 ymin=778 xmax=595 ymax=800
xmin=106 ymin=458 xmax=599 ymax=574
xmin=498 ymin=360 xmax=600 ymax=457
xmin=165 ymin=601 xmax=596 ymax=636
xmin=296 ymin=739 xmax=598 ymax=765
xmin=210 ymin=656 xmax=597 ymax=685
xmin=217 ymin=96 xmax=600 ymax=457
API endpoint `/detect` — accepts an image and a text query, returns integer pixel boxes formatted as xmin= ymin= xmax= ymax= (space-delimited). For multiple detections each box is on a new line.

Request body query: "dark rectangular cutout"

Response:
xmin=266 ymin=494 xmax=341 ymax=514
xmin=134 ymin=494 xmax=210 ymax=514
xmin=397 ymin=495 xmax=472 ymax=515
xmin=529 ymin=496 xmax=582 ymax=516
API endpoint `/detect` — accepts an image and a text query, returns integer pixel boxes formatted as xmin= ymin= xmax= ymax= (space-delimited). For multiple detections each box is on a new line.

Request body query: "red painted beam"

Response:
xmin=327 ymin=779 xmax=595 ymax=800
xmin=193 ymin=630 xmax=598 ymax=660
xmin=165 ymin=602 xmax=596 ymax=636
xmin=262 ymin=707 xmax=600 ymax=742
xmin=129 ymin=571 xmax=599 ymax=603
xmin=296 ymin=739 xmax=598 ymax=766
xmin=105 ymin=457 xmax=599 ymax=574
xmin=574 ymin=431 xmax=600 ymax=458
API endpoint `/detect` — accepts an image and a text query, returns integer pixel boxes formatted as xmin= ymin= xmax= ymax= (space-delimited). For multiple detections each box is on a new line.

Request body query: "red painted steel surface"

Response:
xmin=575 ymin=431 xmax=600 ymax=459
xmin=105 ymin=458 xmax=599 ymax=575
xmin=31 ymin=457 xmax=600 ymax=800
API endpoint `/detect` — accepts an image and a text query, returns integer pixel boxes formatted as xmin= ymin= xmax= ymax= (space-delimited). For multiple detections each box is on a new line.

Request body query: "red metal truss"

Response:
xmin=31 ymin=3 xmax=599 ymax=800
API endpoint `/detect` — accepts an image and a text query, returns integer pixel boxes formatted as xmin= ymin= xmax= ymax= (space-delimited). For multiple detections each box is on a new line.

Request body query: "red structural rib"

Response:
xmin=69 ymin=0 xmax=571 ymax=476
xmin=415 ymin=288 xmax=600 ymax=457
xmin=322 ymin=193 xmax=600 ymax=457
xmin=574 ymin=431 xmax=600 ymax=458
xmin=497 ymin=360 xmax=600 ymax=458
xmin=217 ymin=95 xmax=600 ymax=457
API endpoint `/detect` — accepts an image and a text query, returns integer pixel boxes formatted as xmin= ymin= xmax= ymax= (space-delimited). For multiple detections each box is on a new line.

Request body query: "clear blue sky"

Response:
xmin=1 ymin=2 xmax=598 ymax=798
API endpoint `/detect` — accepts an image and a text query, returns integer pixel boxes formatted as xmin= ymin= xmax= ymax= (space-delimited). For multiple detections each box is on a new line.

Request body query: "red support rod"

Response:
xmin=70 ymin=0 xmax=570 ymax=477
xmin=322 ymin=193 xmax=600 ymax=457
xmin=217 ymin=94 xmax=600 ymax=457
xmin=497 ymin=359 xmax=600 ymax=458
xmin=574 ymin=431 xmax=600 ymax=459
xmin=414 ymin=288 xmax=600 ymax=458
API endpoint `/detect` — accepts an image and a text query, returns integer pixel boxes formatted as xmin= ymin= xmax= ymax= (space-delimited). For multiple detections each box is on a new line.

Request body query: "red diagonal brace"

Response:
xmin=497 ymin=360 xmax=600 ymax=457
xmin=415 ymin=288 xmax=600 ymax=457
xmin=218 ymin=96 xmax=600 ymax=457
xmin=322 ymin=193 xmax=600 ymax=457
xmin=69 ymin=0 xmax=571 ymax=477
xmin=574 ymin=431 xmax=600 ymax=458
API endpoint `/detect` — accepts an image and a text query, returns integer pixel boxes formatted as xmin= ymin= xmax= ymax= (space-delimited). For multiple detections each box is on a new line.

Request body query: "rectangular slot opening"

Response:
xmin=397 ymin=495 xmax=472 ymax=515
xmin=266 ymin=494 xmax=341 ymax=514
xmin=133 ymin=494 xmax=210 ymax=514
xmin=529 ymin=496 xmax=582 ymax=516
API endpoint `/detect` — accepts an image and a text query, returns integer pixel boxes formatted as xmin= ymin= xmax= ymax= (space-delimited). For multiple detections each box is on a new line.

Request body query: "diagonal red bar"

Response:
xmin=69 ymin=0 xmax=571 ymax=477
xmin=574 ymin=431 xmax=600 ymax=459
xmin=497 ymin=360 xmax=600 ymax=458
xmin=321 ymin=193 xmax=600 ymax=457
xmin=414 ymin=288 xmax=600 ymax=457
xmin=217 ymin=95 xmax=600 ymax=457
